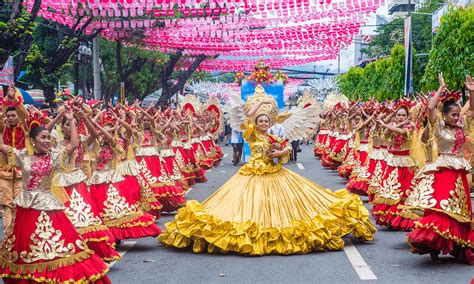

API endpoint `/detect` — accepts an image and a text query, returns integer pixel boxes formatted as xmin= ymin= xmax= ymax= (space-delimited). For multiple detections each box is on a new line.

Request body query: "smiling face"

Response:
xmin=31 ymin=129 xmax=52 ymax=154
xmin=395 ymin=108 xmax=408 ymax=124
xmin=443 ymin=103 xmax=461 ymax=127
xmin=255 ymin=114 xmax=270 ymax=133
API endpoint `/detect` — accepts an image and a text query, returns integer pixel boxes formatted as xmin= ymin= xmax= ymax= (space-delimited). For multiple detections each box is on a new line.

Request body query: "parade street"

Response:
xmin=98 ymin=145 xmax=472 ymax=284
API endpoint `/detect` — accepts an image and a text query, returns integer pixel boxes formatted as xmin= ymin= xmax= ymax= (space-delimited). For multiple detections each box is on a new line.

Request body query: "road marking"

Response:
xmin=223 ymin=153 xmax=228 ymax=158
xmin=343 ymin=239 xmax=377 ymax=280
xmin=207 ymin=169 xmax=212 ymax=172
xmin=220 ymin=170 xmax=226 ymax=173
xmin=185 ymin=187 xmax=193 ymax=196
xmin=297 ymin=163 xmax=305 ymax=170
xmin=108 ymin=240 xmax=137 ymax=268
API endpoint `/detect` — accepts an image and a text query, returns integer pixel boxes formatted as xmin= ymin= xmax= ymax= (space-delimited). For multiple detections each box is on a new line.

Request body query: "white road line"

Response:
xmin=343 ymin=239 xmax=377 ymax=280
xmin=108 ymin=240 xmax=137 ymax=268
xmin=296 ymin=163 xmax=305 ymax=170
xmin=223 ymin=153 xmax=228 ymax=158
xmin=220 ymin=170 xmax=226 ymax=173
xmin=185 ymin=187 xmax=193 ymax=196
xmin=207 ymin=169 xmax=212 ymax=172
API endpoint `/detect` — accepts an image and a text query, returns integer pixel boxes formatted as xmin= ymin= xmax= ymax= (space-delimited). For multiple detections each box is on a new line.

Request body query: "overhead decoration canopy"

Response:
xmin=24 ymin=0 xmax=384 ymax=71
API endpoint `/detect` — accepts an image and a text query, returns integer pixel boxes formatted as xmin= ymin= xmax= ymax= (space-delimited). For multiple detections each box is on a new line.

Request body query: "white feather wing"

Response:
xmin=280 ymin=106 xmax=320 ymax=141
xmin=222 ymin=95 xmax=246 ymax=130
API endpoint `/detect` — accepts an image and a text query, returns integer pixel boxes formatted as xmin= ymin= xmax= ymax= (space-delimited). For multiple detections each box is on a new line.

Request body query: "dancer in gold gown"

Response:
xmin=159 ymin=86 xmax=376 ymax=255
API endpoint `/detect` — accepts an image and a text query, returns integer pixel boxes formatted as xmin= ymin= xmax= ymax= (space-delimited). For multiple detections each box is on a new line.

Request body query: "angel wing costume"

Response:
xmin=159 ymin=86 xmax=375 ymax=255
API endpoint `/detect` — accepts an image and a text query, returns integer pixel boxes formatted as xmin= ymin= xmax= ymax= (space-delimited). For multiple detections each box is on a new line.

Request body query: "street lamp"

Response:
xmin=74 ymin=41 xmax=92 ymax=99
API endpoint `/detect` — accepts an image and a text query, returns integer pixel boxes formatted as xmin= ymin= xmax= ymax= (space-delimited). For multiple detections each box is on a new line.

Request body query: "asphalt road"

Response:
xmin=1 ymin=145 xmax=472 ymax=283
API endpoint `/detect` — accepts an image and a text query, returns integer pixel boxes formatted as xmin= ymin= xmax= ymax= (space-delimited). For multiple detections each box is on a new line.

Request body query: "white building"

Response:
xmin=352 ymin=15 xmax=389 ymax=67
xmin=386 ymin=0 xmax=415 ymax=18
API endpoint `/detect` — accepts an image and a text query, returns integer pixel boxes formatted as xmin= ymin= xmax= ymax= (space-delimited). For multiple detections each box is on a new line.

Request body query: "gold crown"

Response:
xmin=243 ymin=85 xmax=278 ymax=124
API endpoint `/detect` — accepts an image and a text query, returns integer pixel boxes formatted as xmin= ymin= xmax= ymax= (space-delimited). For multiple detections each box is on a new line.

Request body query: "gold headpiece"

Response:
xmin=243 ymin=85 xmax=278 ymax=124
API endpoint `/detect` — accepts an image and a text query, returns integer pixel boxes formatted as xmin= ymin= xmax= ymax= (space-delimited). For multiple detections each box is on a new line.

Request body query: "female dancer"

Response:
xmin=160 ymin=86 xmax=375 ymax=255
xmin=88 ymin=113 xmax=161 ymax=241
xmin=371 ymin=100 xmax=417 ymax=230
xmin=346 ymin=106 xmax=374 ymax=195
xmin=136 ymin=109 xmax=185 ymax=212
xmin=406 ymin=74 xmax=473 ymax=265
xmin=0 ymin=115 xmax=110 ymax=283
xmin=54 ymin=104 xmax=120 ymax=262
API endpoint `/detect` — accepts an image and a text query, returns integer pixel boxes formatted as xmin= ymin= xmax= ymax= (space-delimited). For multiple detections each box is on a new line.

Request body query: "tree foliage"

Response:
xmin=338 ymin=44 xmax=413 ymax=100
xmin=422 ymin=5 xmax=474 ymax=91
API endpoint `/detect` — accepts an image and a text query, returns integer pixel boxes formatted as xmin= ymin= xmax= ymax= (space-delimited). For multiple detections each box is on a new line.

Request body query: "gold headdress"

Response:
xmin=243 ymin=85 xmax=278 ymax=124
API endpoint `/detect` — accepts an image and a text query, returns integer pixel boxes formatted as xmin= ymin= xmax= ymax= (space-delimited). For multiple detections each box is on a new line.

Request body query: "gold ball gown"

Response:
xmin=159 ymin=121 xmax=376 ymax=255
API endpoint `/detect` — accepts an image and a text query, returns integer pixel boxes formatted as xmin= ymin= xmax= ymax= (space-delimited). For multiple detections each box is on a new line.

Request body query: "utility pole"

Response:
xmin=404 ymin=0 xmax=413 ymax=97
xmin=92 ymin=37 xmax=101 ymax=100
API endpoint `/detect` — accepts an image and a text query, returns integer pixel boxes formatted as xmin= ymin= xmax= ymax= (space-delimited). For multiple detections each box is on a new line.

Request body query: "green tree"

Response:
xmin=0 ymin=0 xmax=41 ymax=76
xmin=338 ymin=44 xmax=414 ymax=100
xmin=422 ymin=5 xmax=474 ymax=91
xmin=362 ymin=3 xmax=439 ymax=91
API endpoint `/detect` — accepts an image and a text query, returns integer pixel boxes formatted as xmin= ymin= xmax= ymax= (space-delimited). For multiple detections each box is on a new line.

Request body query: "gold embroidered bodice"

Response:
xmin=239 ymin=121 xmax=290 ymax=175
xmin=13 ymin=148 xmax=65 ymax=210
xmin=422 ymin=118 xmax=471 ymax=172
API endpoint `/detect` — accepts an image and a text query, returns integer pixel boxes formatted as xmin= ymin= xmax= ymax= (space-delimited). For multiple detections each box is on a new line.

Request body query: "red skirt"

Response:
xmin=183 ymin=145 xmax=207 ymax=183
xmin=192 ymin=142 xmax=214 ymax=170
xmin=134 ymin=169 xmax=163 ymax=218
xmin=162 ymin=155 xmax=188 ymax=190
xmin=314 ymin=132 xmax=328 ymax=157
xmin=89 ymin=180 xmax=162 ymax=241
xmin=406 ymin=168 xmax=473 ymax=264
xmin=321 ymin=136 xmax=337 ymax=168
xmin=329 ymin=138 xmax=349 ymax=163
xmin=346 ymin=149 xmax=370 ymax=194
xmin=64 ymin=182 xmax=120 ymax=262
xmin=372 ymin=155 xmax=415 ymax=230
xmin=200 ymin=139 xmax=218 ymax=165
xmin=172 ymin=146 xmax=196 ymax=186
xmin=408 ymin=211 xmax=473 ymax=265
xmin=0 ymin=207 xmax=110 ymax=283
xmin=136 ymin=155 xmax=186 ymax=212
xmin=367 ymin=159 xmax=388 ymax=203
xmin=210 ymin=139 xmax=224 ymax=160
xmin=338 ymin=146 xmax=355 ymax=179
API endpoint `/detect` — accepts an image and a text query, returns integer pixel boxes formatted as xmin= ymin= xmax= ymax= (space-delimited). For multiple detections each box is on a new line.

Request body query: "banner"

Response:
xmin=404 ymin=16 xmax=412 ymax=97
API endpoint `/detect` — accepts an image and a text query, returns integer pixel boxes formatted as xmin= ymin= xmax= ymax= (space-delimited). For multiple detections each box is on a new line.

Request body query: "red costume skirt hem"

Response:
xmin=107 ymin=213 xmax=161 ymax=240
xmin=407 ymin=211 xmax=473 ymax=264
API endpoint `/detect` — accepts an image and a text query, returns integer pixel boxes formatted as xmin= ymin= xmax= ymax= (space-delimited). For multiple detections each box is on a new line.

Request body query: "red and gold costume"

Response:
xmin=405 ymin=116 xmax=473 ymax=264
xmin=371 ymin=121 xmax=416 ymax=230
xmin=59 ymin=135 xmax=121 ymax=262
xmin=88 ymin=141 xmax=161 ymax=241
xmin=0 ymin=147 xmax=110 ymax=283
xmin=135 ymin=128 xmax=186 ymax=213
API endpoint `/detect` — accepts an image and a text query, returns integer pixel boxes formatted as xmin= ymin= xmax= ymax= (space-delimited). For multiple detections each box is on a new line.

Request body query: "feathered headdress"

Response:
xmin=394 ymin=99 xmax=415 ymax=111
xmin=27 ymin=111 xmax=45 ymax=130
xmin=440 ymin=90 xmax=462 ymax=104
